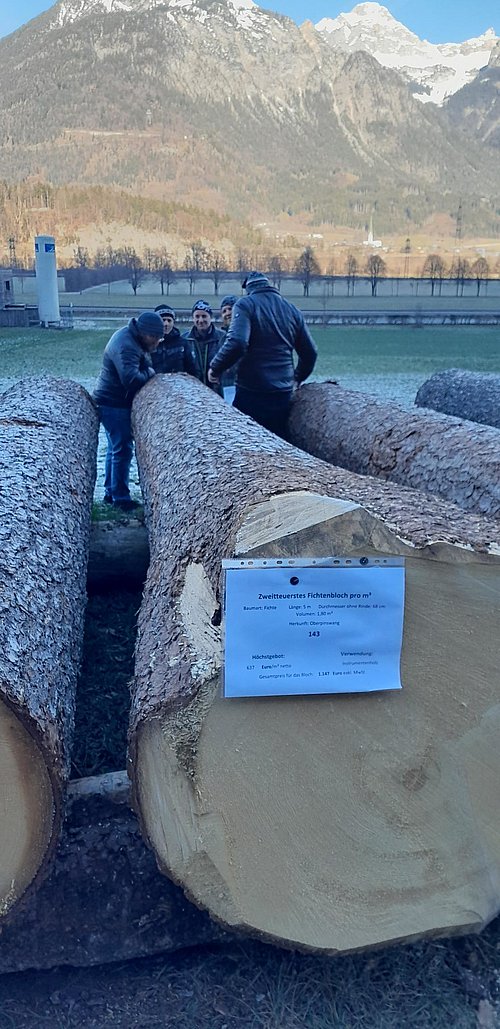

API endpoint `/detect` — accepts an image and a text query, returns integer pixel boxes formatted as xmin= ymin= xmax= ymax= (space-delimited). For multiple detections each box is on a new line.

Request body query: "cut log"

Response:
xmin=88 ymin=521 xmax=149 ymax=591
xmin=416 ymin=369 xmax=500 ymax=429
xmin=0 ymin=377 xmax=98 ymax=918
xmin=129 ymin=375 xmax=500 ymax=955
xmin=287 ymin=382 xmax=500 ymax=518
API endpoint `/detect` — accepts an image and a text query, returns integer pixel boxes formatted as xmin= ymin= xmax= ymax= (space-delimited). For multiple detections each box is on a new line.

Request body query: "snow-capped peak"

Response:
xmin=55 ymin=0 xmax=259 ymax=31
xmin=316 ymin=2 xmax=499 ymax=105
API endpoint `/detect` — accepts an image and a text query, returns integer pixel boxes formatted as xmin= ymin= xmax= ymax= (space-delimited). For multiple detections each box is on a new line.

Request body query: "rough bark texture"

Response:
xmin=0 ymin=377 xmax=98 ymax=918
xmin=88 ymin=521 xmax=149 ymax=591
xmin=0 ymin=772 xmax=225 ymax=973
xmin=288 ymin=382 xmax=500 ymax=518
xmin=129 ymin=374 xmax=500 ymax=956
xmin=416 ymin=369 xmax=500 ymax=429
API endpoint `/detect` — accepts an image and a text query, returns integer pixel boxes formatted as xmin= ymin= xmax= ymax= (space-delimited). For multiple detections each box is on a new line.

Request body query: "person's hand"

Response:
xmin=208 ymin=368 xmax=220 ymax=385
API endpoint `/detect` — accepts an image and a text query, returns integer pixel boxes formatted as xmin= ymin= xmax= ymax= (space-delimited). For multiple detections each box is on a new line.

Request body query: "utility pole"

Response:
xmin=8 ymin=236 xmax=17 ymax=268
xmin=455 ymin=201 xmax=463 ymax=248
xmin=403 ymin=237 xmax=411 ymax=278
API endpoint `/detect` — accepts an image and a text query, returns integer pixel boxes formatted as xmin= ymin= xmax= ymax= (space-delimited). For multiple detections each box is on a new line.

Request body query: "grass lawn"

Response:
xmin=1 ymin=324 xmax=498 ymax=384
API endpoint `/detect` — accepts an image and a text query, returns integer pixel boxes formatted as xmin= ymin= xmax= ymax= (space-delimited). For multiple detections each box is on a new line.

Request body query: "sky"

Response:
xmin=0 ymin=0 xmax=498 ymax=42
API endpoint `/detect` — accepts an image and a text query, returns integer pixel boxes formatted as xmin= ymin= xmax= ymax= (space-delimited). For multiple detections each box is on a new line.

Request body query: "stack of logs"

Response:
xmin=1 ymin=372 xmax=499 ymax=963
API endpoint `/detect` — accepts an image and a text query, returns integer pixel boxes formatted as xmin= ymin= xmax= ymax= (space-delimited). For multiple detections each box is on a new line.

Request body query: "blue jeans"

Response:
xmin=98 ymin=405 xmax=134 ymax=503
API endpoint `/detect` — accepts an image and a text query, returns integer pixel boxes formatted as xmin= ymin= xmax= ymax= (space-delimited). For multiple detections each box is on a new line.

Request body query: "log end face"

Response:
xmin=0 ymin=699 xmax=56 ymax=919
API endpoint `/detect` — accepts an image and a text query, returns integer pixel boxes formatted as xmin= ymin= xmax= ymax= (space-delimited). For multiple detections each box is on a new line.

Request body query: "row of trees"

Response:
xmin=9 ymin=235 xmax=497 ymax=299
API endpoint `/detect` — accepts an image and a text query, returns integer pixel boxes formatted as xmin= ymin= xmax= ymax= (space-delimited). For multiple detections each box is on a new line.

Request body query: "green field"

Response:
xmin=1 ymin=324 xmax=498 ymax=408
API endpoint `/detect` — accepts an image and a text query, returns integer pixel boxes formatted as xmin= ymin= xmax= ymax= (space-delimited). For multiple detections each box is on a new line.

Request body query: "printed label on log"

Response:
xmin=222 ymin=559 xmax=405 ymax=698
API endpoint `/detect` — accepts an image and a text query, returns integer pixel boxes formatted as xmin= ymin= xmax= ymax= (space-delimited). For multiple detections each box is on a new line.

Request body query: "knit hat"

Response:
xmin=242 ymin=271 xmax=270 ymax=291
xmin=155 ymin=304 xmax=176 ymax=320
xmin=220 ymin=295 xmax=238 ymax=309
xmin=192 ymin=299 xmax=212 ymax=315
xmin=136 ymin=311 xmax=164 ymax=337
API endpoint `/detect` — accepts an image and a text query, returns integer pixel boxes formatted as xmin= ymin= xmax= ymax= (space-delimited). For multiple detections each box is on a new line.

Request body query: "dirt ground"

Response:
xmin=1 ymin=925 xmax=500 ymax=1029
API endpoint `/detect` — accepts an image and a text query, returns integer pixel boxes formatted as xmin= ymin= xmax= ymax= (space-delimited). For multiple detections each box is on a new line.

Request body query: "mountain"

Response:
xmin=316 ymin=3 xmax=499 ymax=106
xmin=445 ymin=41 xmax=500 ymax=148
xmin=0 ymin=0 xmax=498 ymax=240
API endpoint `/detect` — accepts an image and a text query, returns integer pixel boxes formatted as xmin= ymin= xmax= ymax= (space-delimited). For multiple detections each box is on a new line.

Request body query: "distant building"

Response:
xmin=363 ymin=215 xmax=382 ymax=248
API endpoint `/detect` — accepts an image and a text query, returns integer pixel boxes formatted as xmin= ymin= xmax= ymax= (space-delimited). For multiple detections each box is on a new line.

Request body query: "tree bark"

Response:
xmin=129 ymin=375 xmax=500 ymax=955
xmin=288 ymin=382 xmax=500 ymax=518
xmin=416 ymin=369 xmax=500 ymax=429
xmin=0 ymin=377 xmax=98 ymax=918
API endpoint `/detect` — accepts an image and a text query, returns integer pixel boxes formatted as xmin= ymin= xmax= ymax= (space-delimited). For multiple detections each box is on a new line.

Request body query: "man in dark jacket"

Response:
xmin=208 ymin=272 xmax=317 ymax=436
xmin=94 ymin=311 xmax=163 ymax=510
xmin=182 ymin=300 xmax=225 ymax=396
xmin=152 ymin=304 xmax=198 ymax=376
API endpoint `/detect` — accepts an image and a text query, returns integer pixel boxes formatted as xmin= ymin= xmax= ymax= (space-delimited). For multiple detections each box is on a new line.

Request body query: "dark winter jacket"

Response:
xmin=151 ymin=327 xmax=198 ymax=376
xmin=94 ymin=319 xmax=155 ymax=408
xmin=182 ymin=323 xmax=225 ymax=395
xmin=209 ymin=279 xmax=317 ymax=392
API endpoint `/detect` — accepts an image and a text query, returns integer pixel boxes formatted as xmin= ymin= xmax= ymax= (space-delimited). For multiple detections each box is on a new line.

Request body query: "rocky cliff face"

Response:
xmin=0 ymin=0 xmax=497 ymax=231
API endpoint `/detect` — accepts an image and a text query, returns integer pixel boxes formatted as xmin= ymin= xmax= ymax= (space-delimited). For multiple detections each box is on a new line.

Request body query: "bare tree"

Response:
xmin=235 ymin=248 xmax=251 ymax=286
xmin=422 ymin=254 xmax=446 ymax=297
xmin=449 ymin=257 xmax=470 ymax=297
xmin=152 ymin=248 xmax=177 ymax=296
xmin=345 ymin=254 xmax=358 ymax=297
xmin=470 ymin=257 xmax=490 ymax=297
xmin=143 ymin=248 xmax=156 ymax=274
xmin=295 ymin=246 xmax=320 ymax=297
xmin=206 ymin=249 xmax=227 ymax=296
xmin=365 ymin=254 xmax=386 ymax=297
xmin=122 ymin=247 xmax=147 ymax=295
xmin=267 ymin=254 xmax=287 ymax=290
xmin=184 ymin=241 xmax=207 ymax=295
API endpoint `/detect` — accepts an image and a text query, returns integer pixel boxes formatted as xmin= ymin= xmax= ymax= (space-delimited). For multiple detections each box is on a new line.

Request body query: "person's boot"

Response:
xmin=113 ymin=499 xmax=141 ymax=512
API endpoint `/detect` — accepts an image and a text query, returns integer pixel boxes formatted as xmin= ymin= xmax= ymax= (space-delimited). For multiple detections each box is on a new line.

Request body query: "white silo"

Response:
xmin=34 ymin=235 xmax=60 ymax=326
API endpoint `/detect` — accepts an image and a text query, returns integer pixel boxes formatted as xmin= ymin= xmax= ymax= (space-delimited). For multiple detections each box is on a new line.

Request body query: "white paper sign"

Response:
xmin=223 ymin=561 xmax=405 ymax=698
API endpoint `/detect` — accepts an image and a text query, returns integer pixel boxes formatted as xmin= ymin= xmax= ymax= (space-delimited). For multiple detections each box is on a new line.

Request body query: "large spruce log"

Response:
xmin=129 ymin=375 xmax=499 ymax=955
xmin=0 ymin=377 xmax=98 ymax=918
xmin=287 ymin=382 xmax=500 ymax=518
xmin=416 ymin=369 xmax=500 ymax=428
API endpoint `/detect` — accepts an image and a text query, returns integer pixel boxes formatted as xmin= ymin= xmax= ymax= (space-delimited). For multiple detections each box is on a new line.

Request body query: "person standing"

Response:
xmin=219 ymin=294 xmax=238 ymax=336
xmin=94 ymin=311 xmax=164 ymax=511
xmin=182 ymin=300 xmax=225 ymax=396
xmin=218 ymin=294 xmax=239 ymax=401
xmin=208 ymin=272 xmax=317 ymax=437
xmin=152 ymin=304 xmax=198 ymax=376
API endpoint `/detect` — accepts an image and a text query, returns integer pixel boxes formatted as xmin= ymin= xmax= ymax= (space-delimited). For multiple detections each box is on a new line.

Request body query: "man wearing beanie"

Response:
xmin=208 ymin=271 xmax=317 ymax=438
xmin=152 ymin=304 xmax=198 ymax=376
xmin=93 ymin=311 xmax=163 ymax=510
xmin=219 ymin=295 xmax=238 ymax=335
xmin=218 ymin=294 xmax=239 ymax=400
xmin=182 ymin=299 xmax=225 ymax=396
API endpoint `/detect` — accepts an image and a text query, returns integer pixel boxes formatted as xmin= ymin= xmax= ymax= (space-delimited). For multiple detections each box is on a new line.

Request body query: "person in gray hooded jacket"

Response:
xmin=208 ymin=272 xmax=317 ymax=436
xmin=94 ymin=311 xmax=163 ymax=510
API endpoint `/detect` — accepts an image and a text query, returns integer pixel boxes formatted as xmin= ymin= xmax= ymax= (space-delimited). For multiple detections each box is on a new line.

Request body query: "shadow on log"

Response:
xmin=0 ymin=377 xmax=98 ymax=919
xmin=416 ymin=369 xmax=500 ymax=429
xmin=88 ymin=521 xmax=149 ymax=591
xmin=128 ymin=375 xmax=500 ymax=955
xmin=288 ymin=382 xmax=500 ymax=518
